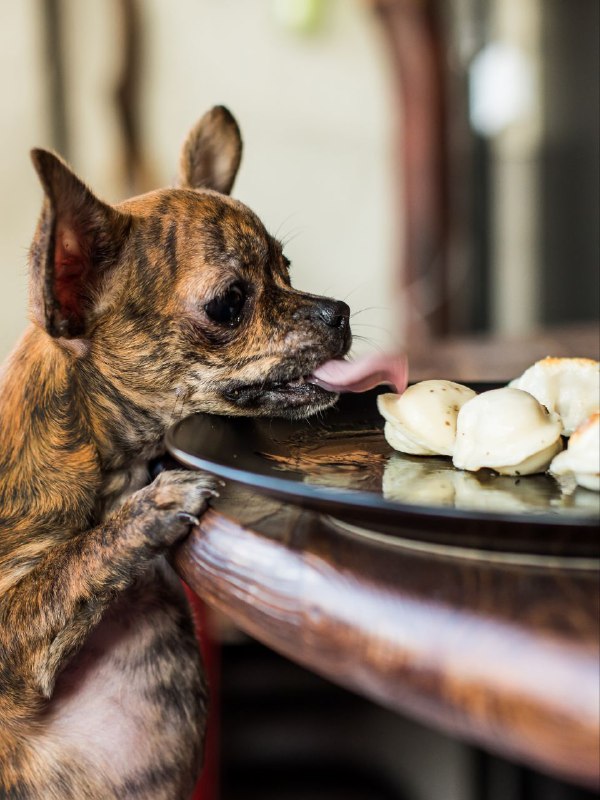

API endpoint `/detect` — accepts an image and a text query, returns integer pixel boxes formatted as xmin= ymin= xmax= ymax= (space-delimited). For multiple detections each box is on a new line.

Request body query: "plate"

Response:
xmin=165 ymin=386 xmax=600 ymax=556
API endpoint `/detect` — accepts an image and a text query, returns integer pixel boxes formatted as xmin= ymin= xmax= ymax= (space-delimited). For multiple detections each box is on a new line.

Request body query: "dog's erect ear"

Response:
xmin=29 ymin=149 xmax=131 ymax=339
xmin=178 ymin=106 xmax=242 ymax=195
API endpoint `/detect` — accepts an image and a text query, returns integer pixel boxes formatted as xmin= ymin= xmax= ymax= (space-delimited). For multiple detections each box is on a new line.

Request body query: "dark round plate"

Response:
xmin=165 ymin=386 xmax=600 ymax=556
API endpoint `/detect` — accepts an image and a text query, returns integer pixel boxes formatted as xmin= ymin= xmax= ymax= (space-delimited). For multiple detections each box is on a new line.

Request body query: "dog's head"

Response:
xmin=28 ymin=107 xmax=351 ymax=446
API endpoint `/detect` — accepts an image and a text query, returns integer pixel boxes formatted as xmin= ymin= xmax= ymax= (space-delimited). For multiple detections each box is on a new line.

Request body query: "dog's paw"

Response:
xmin=124 ymin=469 xmax=221 ymax=549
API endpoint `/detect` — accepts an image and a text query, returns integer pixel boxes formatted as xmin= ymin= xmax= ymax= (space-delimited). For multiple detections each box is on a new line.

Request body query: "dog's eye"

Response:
xmin=204 ymin=283 xmax=246 ymax=326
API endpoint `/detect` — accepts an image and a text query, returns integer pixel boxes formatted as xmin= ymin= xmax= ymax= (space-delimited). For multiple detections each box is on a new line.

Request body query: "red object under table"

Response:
xmin=184 ymin=584 xmax=220 ymax=800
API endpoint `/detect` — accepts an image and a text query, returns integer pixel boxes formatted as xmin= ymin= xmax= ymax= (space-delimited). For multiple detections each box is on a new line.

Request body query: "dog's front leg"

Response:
xmin=0 ymin=469 xmax=215 ymax=720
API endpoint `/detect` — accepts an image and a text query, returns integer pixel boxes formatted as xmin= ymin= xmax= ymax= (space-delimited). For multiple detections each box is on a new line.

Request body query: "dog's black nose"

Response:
xmin=316 ymin=299 xmax=350 ymax=329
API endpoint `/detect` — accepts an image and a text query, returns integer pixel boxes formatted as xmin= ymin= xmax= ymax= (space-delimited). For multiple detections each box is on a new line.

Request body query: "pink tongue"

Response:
xmin=309 ymin=352 xmax=408 ymax=394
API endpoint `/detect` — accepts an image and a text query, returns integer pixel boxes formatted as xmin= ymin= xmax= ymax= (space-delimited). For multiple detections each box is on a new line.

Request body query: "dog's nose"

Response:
xmin=315 ymin=299 xmax=350 ymax=330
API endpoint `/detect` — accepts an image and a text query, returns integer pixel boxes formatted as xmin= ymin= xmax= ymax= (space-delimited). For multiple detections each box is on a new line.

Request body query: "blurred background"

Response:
xmin=0 ymin=2 xmax=598 ymax=799
xmin=1 ymin=0 xmax=598 ymax=362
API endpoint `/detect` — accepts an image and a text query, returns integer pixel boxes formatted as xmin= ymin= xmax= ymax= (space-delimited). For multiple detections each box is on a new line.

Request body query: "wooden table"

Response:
xmin=174 ymin=325 xmax=600 ymax=789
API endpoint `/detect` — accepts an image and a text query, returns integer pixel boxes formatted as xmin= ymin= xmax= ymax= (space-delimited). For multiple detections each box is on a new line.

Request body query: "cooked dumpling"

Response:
xmin=509 ymin=357 xmax=599 ymax=436
xmin=550 ymin=412 xmax=600 ymax=492
xmin=453 ymin=387 xmax=563 ymax=476
xmin=377 ymin=380 xmax=476 ymax=457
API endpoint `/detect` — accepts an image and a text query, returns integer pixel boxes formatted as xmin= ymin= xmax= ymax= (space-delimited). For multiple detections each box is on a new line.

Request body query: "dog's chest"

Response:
xmin=46 ymin=561 xmax=205 ymax=787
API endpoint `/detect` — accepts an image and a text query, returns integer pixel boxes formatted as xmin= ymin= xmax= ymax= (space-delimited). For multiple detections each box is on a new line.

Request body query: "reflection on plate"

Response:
xmin=261 ymin=429 xmax=389 ymax=491
xmin=381 ymin=455 xmax=599 ymax=516
xmin=382 ymin=455 xmax=456 ymax=507
xmin=166 ymin=387 xmax=600 ymax=556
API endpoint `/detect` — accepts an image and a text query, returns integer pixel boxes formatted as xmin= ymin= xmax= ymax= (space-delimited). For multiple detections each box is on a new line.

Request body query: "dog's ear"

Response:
xmin=29 ymin=149 xmax=131 ymax=339
xmin=178 ymin=106 xmax=242 ymax=195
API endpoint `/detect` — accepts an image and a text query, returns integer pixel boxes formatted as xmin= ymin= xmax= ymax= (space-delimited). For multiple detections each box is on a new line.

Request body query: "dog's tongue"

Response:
xmin=309 ymin=352 xmax=408 ymax=394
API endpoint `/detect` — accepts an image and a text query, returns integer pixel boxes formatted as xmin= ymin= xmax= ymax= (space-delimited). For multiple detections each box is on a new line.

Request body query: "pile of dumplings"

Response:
xmin=377 ymin=357 xmax=600 ymax=492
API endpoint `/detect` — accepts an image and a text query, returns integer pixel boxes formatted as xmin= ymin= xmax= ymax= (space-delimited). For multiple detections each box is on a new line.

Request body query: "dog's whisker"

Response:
xmin=342 ymin=284 xmax=372 ymax=303
xmin=167 ymin=386 xmax=184 ymax=429
xmin=280 ymin=229 xmax=304 ymax=248
xmin=351 ymin=323 xmax=389 ymax=331
xmin=350 ymin=335 xmax=385 ymax=354
xmin=350 ymin=305 xmax=389 ymax=318
xmin=273 ymin=213 xmax=300 ymax=239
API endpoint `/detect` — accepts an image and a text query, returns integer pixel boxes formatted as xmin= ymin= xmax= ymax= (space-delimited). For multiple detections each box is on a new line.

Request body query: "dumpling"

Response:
xmin=509 ymin=357 xmax=599 ymax=436
xmin=550 ymin=412 xmax=600 ymax=492
xmin=377 ymin=380 xmax=476 ymax=456
xmin=452 ymin=387 xmax=563 ymax=476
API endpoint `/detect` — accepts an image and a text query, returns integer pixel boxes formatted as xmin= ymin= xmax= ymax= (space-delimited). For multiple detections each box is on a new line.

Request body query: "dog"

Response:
xmin=0 ymin=106 xmax=351 ymax=799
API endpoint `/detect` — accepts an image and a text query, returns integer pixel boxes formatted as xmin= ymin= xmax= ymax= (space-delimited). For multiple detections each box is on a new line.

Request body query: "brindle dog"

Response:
xmin=0 ymin=106 xmax=351 ymax=799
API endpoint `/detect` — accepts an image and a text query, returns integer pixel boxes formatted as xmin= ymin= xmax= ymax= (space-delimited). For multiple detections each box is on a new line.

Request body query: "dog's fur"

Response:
xmin=0 ymin=107 xmax=351 ymax=799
